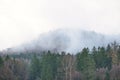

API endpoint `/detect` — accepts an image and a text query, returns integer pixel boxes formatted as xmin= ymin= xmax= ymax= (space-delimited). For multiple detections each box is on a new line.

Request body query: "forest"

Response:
xmin=0 ymin=42 xmax=120 ymax=80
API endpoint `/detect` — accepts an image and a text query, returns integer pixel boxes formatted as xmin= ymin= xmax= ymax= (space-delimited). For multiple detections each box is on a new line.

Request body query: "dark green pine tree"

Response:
xmin=106 ymin=44 xmax=111 ymax=55
xmin=0 ymin=56 xmax=3 ymax=67
xmin=117 ymin=46 xmax=120 ymax=63
xmin=92 ymin=46 xmax=112 ymax=69
xmin=105 ymin=71 xmax=110 ymax=80
xmin=92 ymin=46 xmax=98 ymax=65
xmin=5 ymin=55 xmax=10 ymax=61
xmin=41 ymin=51 xmax=58 ymax=80
xmin=76 ymin=48 xmax=96 ymax=80
xmin=29 ymin=54 xmax=41 ymax=80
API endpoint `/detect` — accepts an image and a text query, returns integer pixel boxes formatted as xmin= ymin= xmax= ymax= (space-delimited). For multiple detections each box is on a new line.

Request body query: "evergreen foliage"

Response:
xmin=0 ymin=42 xmax=120 ymax=80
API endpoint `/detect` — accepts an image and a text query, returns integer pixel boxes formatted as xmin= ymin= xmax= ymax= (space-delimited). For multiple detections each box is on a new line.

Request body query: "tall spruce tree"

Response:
xmin=29 ymin=54 xmax=41 ymax=80
xmin=0 ymin=56 xmax=3 ymax=67
xmin=76 ymin=48 xmax=96 ymax=80
xmin=41 ymin=51 xmax=58 ymax=80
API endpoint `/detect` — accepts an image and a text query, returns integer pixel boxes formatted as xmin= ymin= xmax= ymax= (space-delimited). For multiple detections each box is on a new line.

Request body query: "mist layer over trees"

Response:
xmin=9 ymin=29 xmax=120 ymax=54
xmin=0 ymin=42 xmax=120 ymax=80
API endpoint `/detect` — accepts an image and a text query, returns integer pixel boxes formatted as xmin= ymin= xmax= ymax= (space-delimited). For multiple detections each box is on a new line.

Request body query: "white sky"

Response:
xmin=0 ymin=0 xmax=120 ymax=50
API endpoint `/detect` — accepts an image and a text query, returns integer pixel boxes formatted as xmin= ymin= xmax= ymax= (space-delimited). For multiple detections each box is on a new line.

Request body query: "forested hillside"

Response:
xmin=7 ymin=29 xmax=120 ymax=54
xmin=0 ymin=42 xmax=120 ymax=80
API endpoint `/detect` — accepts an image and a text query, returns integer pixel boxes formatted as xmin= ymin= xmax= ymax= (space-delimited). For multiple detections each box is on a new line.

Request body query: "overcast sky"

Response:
xmin=0 ymin=0 xmax=120 ymax=50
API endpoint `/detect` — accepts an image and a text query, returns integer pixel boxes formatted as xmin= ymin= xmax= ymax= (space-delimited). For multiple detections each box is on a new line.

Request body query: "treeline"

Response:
xmin=0 ymin=42 xmax=120 ymax=80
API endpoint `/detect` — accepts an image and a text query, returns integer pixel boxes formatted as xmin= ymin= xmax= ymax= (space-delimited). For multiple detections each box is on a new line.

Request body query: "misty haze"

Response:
xmin=3 ymin=28 xmax=120 ymax=54
xmin=0 ymin=0 xmax=120 ymax=80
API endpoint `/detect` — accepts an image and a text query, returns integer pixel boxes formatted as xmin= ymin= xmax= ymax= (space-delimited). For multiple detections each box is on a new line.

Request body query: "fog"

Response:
xmin=6 ymin=28 xmax=119 ymax=54
xmin=0 ymin=0 xmax=120 ymax=50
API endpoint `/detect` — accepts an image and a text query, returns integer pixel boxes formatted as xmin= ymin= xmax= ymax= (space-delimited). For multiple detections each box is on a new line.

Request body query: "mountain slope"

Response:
xmin=3 ymin=28 xmax=120 ymax=54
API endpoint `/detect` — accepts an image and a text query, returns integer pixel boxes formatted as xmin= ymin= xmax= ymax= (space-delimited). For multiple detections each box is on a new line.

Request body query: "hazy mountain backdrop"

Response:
xmin=2 ymin=28 xmax=120 ymax=54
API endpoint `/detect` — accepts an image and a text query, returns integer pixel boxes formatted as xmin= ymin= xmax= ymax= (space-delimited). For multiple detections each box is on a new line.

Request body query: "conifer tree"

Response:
xmin=76 ymin=48 xmax=96 ymax=80
xmin=29 ymin=54 xmax=41 ymax=80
